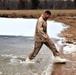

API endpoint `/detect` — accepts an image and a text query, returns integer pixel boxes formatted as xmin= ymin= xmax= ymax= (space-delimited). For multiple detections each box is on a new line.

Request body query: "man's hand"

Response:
xmin=45 ymin=36 xmax=50 ymax=41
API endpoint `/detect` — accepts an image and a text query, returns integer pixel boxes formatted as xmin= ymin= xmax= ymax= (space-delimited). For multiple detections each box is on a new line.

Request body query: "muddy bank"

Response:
xmin=54 ymin=16 xmax=76 ymax=44
xmin=52 ymin=45 xmax=76 ymax=75
xmin=0 ymin=10 xmax=76 ymax=43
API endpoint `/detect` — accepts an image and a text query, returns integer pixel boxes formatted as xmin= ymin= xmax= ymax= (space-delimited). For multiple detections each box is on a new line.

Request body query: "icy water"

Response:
xmin=0 ymin=36 xmax=55 ymax=75
xmin=0 ymin=18 xmax=66 ymax=75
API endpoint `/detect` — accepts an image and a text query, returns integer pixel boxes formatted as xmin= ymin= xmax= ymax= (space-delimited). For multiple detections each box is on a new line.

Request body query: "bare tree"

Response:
xmin=53 ymin=0 xmax=56 ymax=9
xmin=44 ymin=0 xmax=48 ymax=9
xmin=2 ymin=0 xmax=9 ymax=9
xmin=3 ymin=0 xmax=6 ymax=7
xmin=74 ymin=0 xmax=76 ymax=8
xmin=18 ymin=0 xmax=26 ymax=9
xmin=1 ymin=0 xmax=75 ymax=9
xmin=31 ymin=0 xmax=40 ymax=9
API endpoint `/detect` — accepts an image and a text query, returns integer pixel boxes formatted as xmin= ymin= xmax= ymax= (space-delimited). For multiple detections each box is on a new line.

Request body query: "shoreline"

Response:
xmin=0 ymin=10 xmax=76 ymax=43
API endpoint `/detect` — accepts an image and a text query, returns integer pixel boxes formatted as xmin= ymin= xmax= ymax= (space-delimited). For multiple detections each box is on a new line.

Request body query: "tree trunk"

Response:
xmin=18 ymin=0 xmax=25 ymax=9
xmin=3 ymin=0 xmax=6 ymax=7
xmin=74 ymin=0 xmax=76 ymax=8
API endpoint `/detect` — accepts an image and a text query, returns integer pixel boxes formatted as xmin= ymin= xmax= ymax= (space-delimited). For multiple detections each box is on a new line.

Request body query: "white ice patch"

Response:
xmin=0 ymin=72 xmax=2 ymax=75
xmin=63 ymin=44 xmax=76 ymax=54
xmin=41 ymin=63 xmax=53 ymax=75
xmin=0 ymin=54 xmax=14 ymax=58
xmin=0 ymin=17 xmax=66 ymax=39
xmin=55 ymin=38 xmax=65 ymax=52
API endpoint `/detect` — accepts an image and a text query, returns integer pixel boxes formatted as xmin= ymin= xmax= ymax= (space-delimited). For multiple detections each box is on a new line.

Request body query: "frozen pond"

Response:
xmin=0 ymin=18 xmax=66 ymax=39
xmin=0 ymin=18 xmax=66 ymax=75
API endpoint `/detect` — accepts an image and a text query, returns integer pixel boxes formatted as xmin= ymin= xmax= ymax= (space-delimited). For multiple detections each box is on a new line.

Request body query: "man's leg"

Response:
xmin=44 ymin=40 xmax=66 ymax=63
xmin=44 ymin=39 xmax=59 ymax=56
xmin=29 ymin=41 xmax=43 ymax=60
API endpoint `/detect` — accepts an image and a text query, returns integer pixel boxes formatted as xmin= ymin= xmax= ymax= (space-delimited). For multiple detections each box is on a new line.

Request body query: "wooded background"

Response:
xmin=0 ymin=0 xmax=76 ymax=10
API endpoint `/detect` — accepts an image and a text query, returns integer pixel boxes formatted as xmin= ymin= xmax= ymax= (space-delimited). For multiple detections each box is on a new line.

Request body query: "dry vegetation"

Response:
xmin=0 ymin=10 xmax=76 ymax=43
xmin=0 ymin=10 xmax=76 ymax=18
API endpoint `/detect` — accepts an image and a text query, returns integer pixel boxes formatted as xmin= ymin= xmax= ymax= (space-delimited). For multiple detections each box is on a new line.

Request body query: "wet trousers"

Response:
xmin=29 ymin=39 xmax=59 ymax=60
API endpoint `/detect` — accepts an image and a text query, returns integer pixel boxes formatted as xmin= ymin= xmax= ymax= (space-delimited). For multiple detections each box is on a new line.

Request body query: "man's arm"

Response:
xmin=37 ymin=20 xmax=50 ymax=41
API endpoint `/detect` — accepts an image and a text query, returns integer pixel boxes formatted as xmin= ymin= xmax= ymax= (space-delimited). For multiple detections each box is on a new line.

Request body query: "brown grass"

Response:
xmin=0 ymin=10 xmax=76 ymax=18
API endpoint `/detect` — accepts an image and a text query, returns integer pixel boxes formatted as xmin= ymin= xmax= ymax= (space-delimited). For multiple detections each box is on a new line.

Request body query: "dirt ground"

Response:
xmin=52 ymin=61 xmax=76 ymax=75
xmin=0 ymin=10 xmax=76 ymax=75
xmin=54 ymin=15 xmax=76 ymax=44
xmin=52 ymin=46 xmax=76 ymax=75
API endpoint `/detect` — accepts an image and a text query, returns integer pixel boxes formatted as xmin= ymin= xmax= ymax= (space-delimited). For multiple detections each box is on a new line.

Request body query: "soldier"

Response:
xmin=26 ymin=10 xmax=66 ymax=63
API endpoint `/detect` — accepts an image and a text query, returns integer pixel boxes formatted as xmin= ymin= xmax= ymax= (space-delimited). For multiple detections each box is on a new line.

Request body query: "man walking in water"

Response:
xmin=26 ymin=10 xmax=66 ymax=63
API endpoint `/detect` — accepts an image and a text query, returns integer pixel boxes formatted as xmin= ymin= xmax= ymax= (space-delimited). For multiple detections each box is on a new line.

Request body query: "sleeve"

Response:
xmin=37 ymin=20 xmax=48 ymax=39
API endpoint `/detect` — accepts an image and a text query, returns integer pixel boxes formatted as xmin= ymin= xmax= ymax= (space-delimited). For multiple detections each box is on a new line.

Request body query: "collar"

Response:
xmin=41 ymin=14 xmax=47 ymax=21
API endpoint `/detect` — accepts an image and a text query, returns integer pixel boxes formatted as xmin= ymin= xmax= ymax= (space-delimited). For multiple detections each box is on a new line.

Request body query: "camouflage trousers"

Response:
xmin=29 ymin=39 xmax=59 ymax=60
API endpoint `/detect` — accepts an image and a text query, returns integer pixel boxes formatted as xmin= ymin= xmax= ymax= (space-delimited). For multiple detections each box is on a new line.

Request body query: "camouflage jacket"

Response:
xmin=34 ymin=15 xmax=49 ymax=42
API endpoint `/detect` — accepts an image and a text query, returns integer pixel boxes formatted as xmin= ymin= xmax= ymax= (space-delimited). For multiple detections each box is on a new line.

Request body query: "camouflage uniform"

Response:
xmin=29 ymin=15 xmax=59 ymax=60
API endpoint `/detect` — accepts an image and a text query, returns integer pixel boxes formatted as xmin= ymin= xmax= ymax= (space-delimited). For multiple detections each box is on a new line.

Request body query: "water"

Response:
xmin=0 ymin=36 xmax=54 ymax=75
xmin=0 ymin=18 xmax=66 ymax=75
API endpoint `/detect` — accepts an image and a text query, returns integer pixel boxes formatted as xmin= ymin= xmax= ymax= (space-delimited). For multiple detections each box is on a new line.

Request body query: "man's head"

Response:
xmin=43 ymin=10 xmax=51 ymax=20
